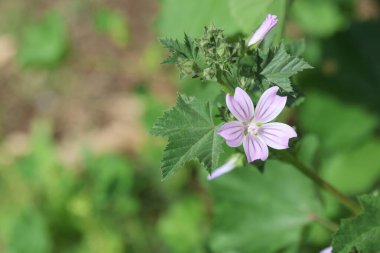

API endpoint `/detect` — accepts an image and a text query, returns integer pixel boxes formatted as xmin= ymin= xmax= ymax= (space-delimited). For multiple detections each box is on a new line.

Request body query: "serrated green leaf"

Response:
xmin=160 ymin=38 xmax=183 ymax=64
xmin=261 ymin=44 xmax=312 ymax=92
xmin=160 ymin=34 xmax=197 ymax=63
xmin=160 ymin=34 xmax=204 ymax=78
xmin=151 ymin=94 xmax=223 ymax=179
xmin=210 ymin=160 xmax=323 ymax=253
xmin=332 ymin=194 xmax=380 ymax=253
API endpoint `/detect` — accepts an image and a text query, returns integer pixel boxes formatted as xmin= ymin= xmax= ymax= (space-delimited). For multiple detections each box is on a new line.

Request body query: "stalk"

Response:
xmin=274 ymin=150 xmax=362 ymax=216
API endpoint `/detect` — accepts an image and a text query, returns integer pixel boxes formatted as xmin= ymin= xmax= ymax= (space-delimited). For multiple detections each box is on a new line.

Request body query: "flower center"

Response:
xmin=247 ymin=122 xmax=261 ymax=136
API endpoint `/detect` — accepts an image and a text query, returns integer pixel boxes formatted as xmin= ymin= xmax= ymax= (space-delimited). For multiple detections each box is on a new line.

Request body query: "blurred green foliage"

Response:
xmin=17 ymin=12 xmax=68 ymax=68
xmin=0 ymin=121 xmax=137 ymax=253
xmin=157 ymin=0 xmax=239 ymax=37
xmin=229 ymin=0 xmax=286 ymax=36
xmin=94 ymin=9 xmax=129 ymax=47
xmin=158 ymin=197 xmax=207 ymax=253
xmin=157 ymin=0 xmax=287 ymax=39
xmin=299 ymin=93 xmax=377 ymax=153
xmin=291 ymin=0 xmax=347 ymax=37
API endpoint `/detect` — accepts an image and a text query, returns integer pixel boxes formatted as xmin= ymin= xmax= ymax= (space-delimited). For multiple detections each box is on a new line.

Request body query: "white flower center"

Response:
xmin=247 ymin=122 xmax=262 ymax=136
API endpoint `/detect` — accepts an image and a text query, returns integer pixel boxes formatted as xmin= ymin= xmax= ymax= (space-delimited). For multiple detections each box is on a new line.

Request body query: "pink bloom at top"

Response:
xmin=248 ymin=14 xmax=278 ymax=46
xmin=218 ymin=86 xmax=297 ymax=163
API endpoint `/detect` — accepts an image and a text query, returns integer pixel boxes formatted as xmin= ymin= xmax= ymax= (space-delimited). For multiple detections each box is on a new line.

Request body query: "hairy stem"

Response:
xmin=275 ymin=150 xmax=362 ymax=216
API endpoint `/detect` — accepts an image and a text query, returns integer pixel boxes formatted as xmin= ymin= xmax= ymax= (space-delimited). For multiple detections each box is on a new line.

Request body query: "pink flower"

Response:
xmin=248 ymin=14 xmax=278 ymax=46
xmin=218 ymin=86 xmax=297 ymax=163
xmin=320 ymin=246 xmax=332 ymax=253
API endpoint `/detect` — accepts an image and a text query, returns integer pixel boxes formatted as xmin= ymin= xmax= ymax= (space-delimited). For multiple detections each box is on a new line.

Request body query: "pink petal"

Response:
xmin=243 ymin=134 xmax=268 ymax=162
xmin=254 ymin=86 xmax=286 ymax=123
xmin=207 ymin=156 xmax=239 ymax=180
xmin=226 ymin=87 xmax=254 ymax=123
xmin=218 ymin=121 xmax=245 ymax=147
xmin=320 ymin=246 xmax=332 ymax=253
xmin=259 ymin=122 xmax=297 ymax=150
xmin=248 ymin=14 xmax=278 ymax=46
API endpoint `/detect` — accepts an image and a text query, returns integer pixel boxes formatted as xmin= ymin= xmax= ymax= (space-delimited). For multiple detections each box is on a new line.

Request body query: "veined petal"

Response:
xmin=218 ymin=121 xmax=245 ymax=147
xmin=243 ymin=134 xmax=268 ymax=162
xmin=248 ymin=14 xmax=278 ymax=46
xmin=254 ymin=86 xmax=286 ymax=123
xmin=259 ymin=122 xmax=297 ymax=150
xmin=226 ymin=87 xmax=254 ymax=122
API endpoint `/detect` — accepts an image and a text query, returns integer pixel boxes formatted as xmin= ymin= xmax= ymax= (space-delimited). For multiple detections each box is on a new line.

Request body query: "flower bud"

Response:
xmin=320 ymin=246 xmax=332 ymax=253
xmin=248 ymin=14 xmax=278 ymax=46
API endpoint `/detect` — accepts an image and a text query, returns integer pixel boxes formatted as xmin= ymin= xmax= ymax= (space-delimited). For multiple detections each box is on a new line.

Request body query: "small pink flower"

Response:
xmin=320 ymin=246 xmax=332 ymax=253
xmin=248 ymin=14 xmax=278 ymax=46
xmin=218 ymin=86 xmax=297 ymax=163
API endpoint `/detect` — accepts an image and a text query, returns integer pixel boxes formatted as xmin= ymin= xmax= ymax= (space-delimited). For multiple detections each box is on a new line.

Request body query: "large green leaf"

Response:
xmin=261 ymin=44 xmax=312 ymax=92
xmin=151 ymin=94 xmax=223 ymax=179
xmin=323 ymin=140 xmax=380 ymax=195
xmin=228 ymin=0 xmax=286 ymax=35
xmin=332 ymin=194 xmax=380 ymax=253
xmin=299 ymin=93 xmax=377 ymax=152
xmin=209 ymin=160 xmax=322 ymax=253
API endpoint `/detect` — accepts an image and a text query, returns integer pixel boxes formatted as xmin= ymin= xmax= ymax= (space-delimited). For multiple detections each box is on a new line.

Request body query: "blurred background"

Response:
xmin=0 ymin=0 xmax=379 ymax=252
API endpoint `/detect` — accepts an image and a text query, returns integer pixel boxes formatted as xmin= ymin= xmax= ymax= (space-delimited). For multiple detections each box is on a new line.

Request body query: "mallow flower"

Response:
xmin=248 ymin=14 xmax=278 ymax=46
xmin=218 ymin=86 xmax=297 ymax=163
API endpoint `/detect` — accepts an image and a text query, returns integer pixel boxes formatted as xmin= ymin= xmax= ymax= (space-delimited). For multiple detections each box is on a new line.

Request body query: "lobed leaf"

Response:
xmin=332 ymin=194 xmax=380 ymax=253
xmin=261 ymin=43 xmax=312 ymax=92
xmin=151 ymin=94 xmax=223 ymax=179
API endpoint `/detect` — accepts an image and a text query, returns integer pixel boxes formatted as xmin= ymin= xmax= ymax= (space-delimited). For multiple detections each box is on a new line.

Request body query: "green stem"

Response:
xmin=219 ymin=82 xmax=234 ymax=94
xmin=281 ymin=0 xmax=295 ymax=36
xmin=310 ymin=213 xmax=339 ymax=232
xmin=275 ymin=150 xmax=362 ymax=216
xmin=217 ymin=72 xmax=235 ymax=94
